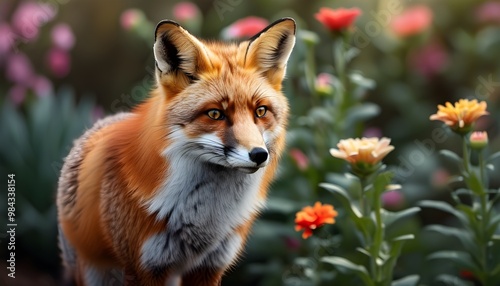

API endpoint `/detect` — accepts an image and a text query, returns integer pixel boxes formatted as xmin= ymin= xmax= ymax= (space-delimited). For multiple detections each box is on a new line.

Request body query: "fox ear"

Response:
xmin=244 ymin=18 xmax=296 ymax=85
xmin=153 ymin=20 xmax=211 ymax=81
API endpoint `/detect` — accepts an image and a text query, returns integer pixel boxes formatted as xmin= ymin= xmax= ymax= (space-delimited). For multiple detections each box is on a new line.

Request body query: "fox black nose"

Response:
xmin=249 ymin=148 xmax=268 ymax=165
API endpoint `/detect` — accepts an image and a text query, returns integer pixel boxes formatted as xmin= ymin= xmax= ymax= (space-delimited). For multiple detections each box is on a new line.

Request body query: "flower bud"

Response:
xmin=469 ymin=131 xmax=488 ymax=149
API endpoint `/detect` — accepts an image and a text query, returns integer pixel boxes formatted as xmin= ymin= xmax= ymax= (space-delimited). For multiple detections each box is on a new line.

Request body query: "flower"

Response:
xmin=289 ymin=148 xmax=309 ymax=171
xmin=0 ymin=23 xmax=15 ymax=56
xmin=330 ymin=137 xmax=394 ymax=175
xmin=429 ymin=99 xmax=489 ymax=134
xmin=222 ymin=16 xmax=269 ymax=40
xmin=51 ymin=23 xmax=75 ymax=51
xmin=390 ymin=5 xmax=433 ymax=37
xmin=120 ymin=9 xmax=146 ymax=31
xmin=315 ymin=7 xmax=362 ymax=32
xmin=382 ymin=190 xmax=404 ymax=210
xmin=6 ymin=52 xmax=34 ymax=85
xmin=315 ymin=73 xmax=334 ymax=95
xmin=173 ymin=2 xmax=200 ymax=22
xmin=46 ymin=47 xmax=71 ymax=78
xmin=470 ymin=131 xmax=488 ymax=150
xmin=475 ymin=1 xmax=500 ymax=24
xmin=31 ymin=75 xmax=53 ymax=97
xmin=295 ymin=202 xmax=338 ymax=239
xmin=409 ymin=42 xmax=448 ymax=78
xmin=8 ymin=85 xmax=27 ymax=106
xmin=11 ymin=1 xmax=55 ymax=41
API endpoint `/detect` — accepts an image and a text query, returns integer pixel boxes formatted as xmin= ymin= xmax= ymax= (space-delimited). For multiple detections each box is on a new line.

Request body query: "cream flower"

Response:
xmin=330 ymin=137 xmax=394 ymax=175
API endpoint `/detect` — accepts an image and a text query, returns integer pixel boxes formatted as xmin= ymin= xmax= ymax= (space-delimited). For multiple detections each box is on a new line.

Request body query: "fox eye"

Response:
xmin=255 ymin=106 xmax=267 ymax=118
xmin=206 ymin=109 xmax=225 ymax=120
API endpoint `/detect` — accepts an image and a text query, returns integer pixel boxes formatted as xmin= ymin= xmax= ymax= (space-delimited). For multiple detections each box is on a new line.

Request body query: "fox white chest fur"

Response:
xmin=57 ymin=17 xmax=295 ymax=286
xmin=141 ymin=129 xmax=267 ymax=272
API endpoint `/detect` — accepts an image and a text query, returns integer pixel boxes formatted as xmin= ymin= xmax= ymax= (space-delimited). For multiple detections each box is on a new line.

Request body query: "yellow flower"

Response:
xmin=330 ymin=137 xmax=394 ymax=175
xmin=429 ymin=99 xmax=488 ymax=133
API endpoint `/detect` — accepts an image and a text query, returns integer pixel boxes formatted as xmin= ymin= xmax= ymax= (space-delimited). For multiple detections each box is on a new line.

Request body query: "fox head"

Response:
xmin=153 ymin=18 xmax=295 ymax=173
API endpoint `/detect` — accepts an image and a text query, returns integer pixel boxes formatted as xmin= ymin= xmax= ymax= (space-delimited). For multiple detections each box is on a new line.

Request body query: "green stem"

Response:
xmin=478 ymin=150 xmax=490 ymax=285
xmin=373 ymin=191 xmax=384 ymax=284
xmin=462 ymin=135 xmax=471 ymax=173
xmin=359 ymin=176 xmax=370 ymax=216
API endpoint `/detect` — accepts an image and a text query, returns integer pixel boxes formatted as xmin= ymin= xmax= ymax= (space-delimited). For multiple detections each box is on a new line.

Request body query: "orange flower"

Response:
xmin=390 ymin=5 xmax=433 ymax=37
xmin=315 ymin=7 xmax=362 ymax=32
xmin=295 ymin=202 xmax=338 ymax=239
xmin=429 ymin=99 xmax=488 ymax=133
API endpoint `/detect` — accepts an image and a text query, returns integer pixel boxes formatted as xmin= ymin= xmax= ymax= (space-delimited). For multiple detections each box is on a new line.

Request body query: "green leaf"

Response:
xmin=424 ymin=225 xmax=476 ymax=252
xmin=435 ymin=274 xmax=471 ymax=286
xmin=344 ymin=103 xmax=381 ymax=127
xmin=487 ymin=151 xmax=500 ymax=163
xmin=391 ymin=275 xmax=420 ymax=286
xmin=373 ymin=171 xmax=394 ymax=197
xmin=320 ymin=183 xmax=362 ymax=218
xmin=350 ymin=72 xmax=375 ymax=89
xmin=265 ymin=197 xmax=297 ymax=214
xmin=440 ymin=150 xmax=462 ymax=165
xmin=427 ymin=251 xmax=478 ymax=271
xmin=418 ymin=200 xmax=467 ymax=225
xmin=382 ymin=207 xmax=420 ymax=229
xmin=392 ymin=234 xmax=415 ymax=242
xmin=321 ymin=256 xmax=374 ymax=286
xmin=463 ymin=171 xmax=484 ymax=195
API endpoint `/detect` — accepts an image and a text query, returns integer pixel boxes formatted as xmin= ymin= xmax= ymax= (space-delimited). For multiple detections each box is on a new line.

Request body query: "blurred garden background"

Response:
xmin=1 ymin=0 xmax=500 ymax=285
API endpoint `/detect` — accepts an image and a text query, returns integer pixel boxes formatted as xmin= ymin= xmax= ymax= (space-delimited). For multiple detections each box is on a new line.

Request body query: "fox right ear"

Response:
xmin=153 ymin=20 xmax=212 ymax=83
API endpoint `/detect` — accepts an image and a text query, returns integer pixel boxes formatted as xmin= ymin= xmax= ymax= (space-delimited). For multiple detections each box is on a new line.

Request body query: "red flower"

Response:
xmin=222 ymin=17 xmax=269 ymax=39
xmin=295 ymin=202 xmax=338 ymax=239
xmin=315 ymin=7 xmax=362 ymax=31
xmin=391 ymin=5 xmax=433 ymax=37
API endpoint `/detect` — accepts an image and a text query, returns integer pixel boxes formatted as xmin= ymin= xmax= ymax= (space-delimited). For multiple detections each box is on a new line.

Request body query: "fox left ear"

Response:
xmin=244 ymin=18 xmax=296 ymax=86
xmin=153 ymin=20 xmax=212 ymax=88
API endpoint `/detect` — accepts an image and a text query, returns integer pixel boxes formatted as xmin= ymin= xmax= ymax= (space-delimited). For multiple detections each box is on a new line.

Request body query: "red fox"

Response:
xmin=57 ymin=17 xmax=295 ymax=285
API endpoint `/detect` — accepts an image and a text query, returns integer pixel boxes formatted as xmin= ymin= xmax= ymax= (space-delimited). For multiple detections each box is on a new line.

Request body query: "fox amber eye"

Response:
xmin=255 ymin=106 xmax=267 ymax=118
xmin=207 ymin=109 xmax=225 ymax=120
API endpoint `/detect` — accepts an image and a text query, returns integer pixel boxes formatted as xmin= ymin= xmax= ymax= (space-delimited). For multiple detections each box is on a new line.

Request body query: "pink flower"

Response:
xmin=173 ymin=2 xmax=200 ymax=22
xmin=0 ymin=23 xmax=15 ymax=56
xmin=31 ymin=75 xmax=53 ymax=97
xmin=315 ymin=73 xmax=334 ymax=94
xmin=410 ymin=42 xmax=448 ymax=78
xmin=431 ymin=168 xmax=450 ymax=188
xmin=382 ymin=190 xmax=404 ymax=210
xmin=222 ymin=17 xmax=269 ymax=39
xmin=476 ymin=1 xmax=500 ymax=24
xmin=315 ymin=7 xmax=362 ymax=32
xmin=11 ymin=1 xmax=55 ymax=41
xmin=391 ymin=5 xmax=433 ymax=37
xmin=120 ymin=9 xmax=145 ymax=31
xmin=289 ymin=148 xmax=309 ymax=171
xmin=51 ymin=23 xmax=75 ymax=51
xmin=8 ymin=85 xmax=27 ymax=106
xmin=6 ymin=52 xmax=34 ymax=85
xmin=46 ymin=47 xmax=71 ymax=78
